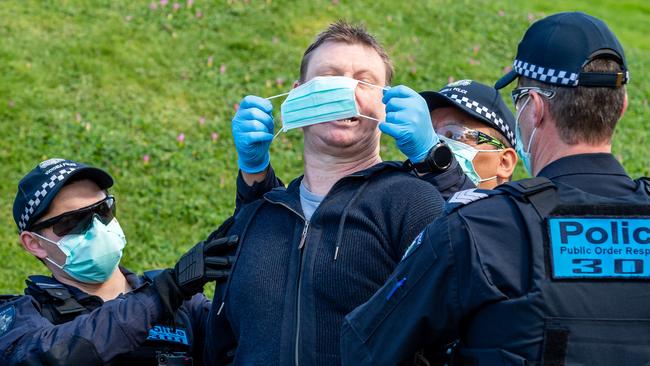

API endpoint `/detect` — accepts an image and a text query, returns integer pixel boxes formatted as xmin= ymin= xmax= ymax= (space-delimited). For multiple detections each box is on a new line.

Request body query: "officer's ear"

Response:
xmin=20 ymin=231 xmax=49 ymax=259
xmin=529 ymin=91 xmax=547 ymax=128
xmin=496 ymin=148 xmax=518 ymax=183
xmin=620 ymin=91 xmax=628 ymax=119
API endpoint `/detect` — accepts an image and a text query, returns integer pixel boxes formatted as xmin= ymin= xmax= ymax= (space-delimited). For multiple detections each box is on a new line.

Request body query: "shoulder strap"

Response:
xmin=142 ymin=269 xmax=165 ymax=283
xmin=497 ymin=177 xmax=558 ymax=219
xmin=0 ymin=294 xmax=20 ymax=305
xmin=25 ymin=276 xmax=87 ymax=323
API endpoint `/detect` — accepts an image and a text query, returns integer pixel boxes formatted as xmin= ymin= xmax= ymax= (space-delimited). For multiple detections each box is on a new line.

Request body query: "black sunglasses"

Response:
xmin=511 ymin=86 xmax=556 ymax=107
xmin=29 ymin=196 xmax=116 ymax=237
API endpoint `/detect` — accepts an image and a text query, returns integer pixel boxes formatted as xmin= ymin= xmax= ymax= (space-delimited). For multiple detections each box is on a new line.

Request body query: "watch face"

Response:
xmin=431 ymin=143 xmax=453 ymax=170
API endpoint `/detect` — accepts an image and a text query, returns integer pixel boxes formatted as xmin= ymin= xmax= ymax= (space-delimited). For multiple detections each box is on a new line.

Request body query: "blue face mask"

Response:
xmin=439 ymin=136 xmax=501 ymax=186
xmin=514 ymin=96 xmax=536 ymax=175
xmin=278 ymin=76 xmax=383 ymax=133
xmin=35 ymin=217 xmax=127 ymax=284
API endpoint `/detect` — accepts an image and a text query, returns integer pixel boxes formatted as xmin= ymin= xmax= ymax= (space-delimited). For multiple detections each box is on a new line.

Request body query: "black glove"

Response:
xmin=153 ymin=235 xmax=238 ymax=315
xmin=174 ymin=234 xmax=239 ymax=296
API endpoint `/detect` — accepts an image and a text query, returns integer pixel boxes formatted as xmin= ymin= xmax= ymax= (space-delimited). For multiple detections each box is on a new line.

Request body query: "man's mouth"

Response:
xmin=334 ymin=117 xmax=360 ymax=124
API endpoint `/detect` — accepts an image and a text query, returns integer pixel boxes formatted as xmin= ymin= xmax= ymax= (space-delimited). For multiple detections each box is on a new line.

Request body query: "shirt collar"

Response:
xmin=538 ymin=153 xmax=628 ymax=180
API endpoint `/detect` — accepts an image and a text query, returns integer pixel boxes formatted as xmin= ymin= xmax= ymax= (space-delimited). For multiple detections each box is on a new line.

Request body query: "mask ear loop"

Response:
xmin=356 ymin=81 xmax=390 ymax=123
xmin=264 ymin=92 xmax=291 ymax=141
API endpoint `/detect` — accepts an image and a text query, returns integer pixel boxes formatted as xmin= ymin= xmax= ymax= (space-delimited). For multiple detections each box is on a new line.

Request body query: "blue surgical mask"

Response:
xmin=35 ymin=217 xmax=127 ymax=283
xmin=278 ymin=76 xmax=383 ymax=133
xmin=514 ymin=96 xmax=536 ymax=175
xmin=439 ymin=136 xmax=501 ymax=186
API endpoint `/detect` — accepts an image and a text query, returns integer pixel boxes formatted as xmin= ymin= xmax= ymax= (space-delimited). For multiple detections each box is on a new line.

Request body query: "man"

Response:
xmin=0 ymin=158 xmax=236 ymax=365
xmin=203 ymin=22 xmax=446 ymax=365
xmin=421 ymin=79 xmax=518 ymax=189
xmin=236 ymin=79 xmax=516 ymax=205
xmin=341 ymin=12 xmax=650 ymax=365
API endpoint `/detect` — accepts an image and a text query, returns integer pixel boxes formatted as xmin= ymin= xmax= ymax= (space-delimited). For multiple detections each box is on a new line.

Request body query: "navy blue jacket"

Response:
xmin=235 ymin=159 xmax=472 ymax=207
xmin=0 ymin=267 xmax=210 ymax=365
xmin=205 ymin=162 xmax=446 ymax=366
xmin=341 ymin=154 xmax=650 ymax=365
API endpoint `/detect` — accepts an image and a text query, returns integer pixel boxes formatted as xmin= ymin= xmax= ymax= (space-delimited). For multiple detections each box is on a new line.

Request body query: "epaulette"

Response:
xmin=0 ymin=294 xmax=20 ymax=305
xmin=142 ymin=269 xmax=165 ymax=283
xmin=637 ymin=177 xmax=650 ymax=195
xmin=445 ymin=188 xmax=496 ymax=214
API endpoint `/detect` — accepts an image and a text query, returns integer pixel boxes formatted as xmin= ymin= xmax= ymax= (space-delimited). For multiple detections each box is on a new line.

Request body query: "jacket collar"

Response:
xmin=538 ymin=153 xmax=628 ymax=180
xmin=28 ymin=266 xmax=142 ymax=302
xmin=263 ymin=161 xmax=406 ymax=215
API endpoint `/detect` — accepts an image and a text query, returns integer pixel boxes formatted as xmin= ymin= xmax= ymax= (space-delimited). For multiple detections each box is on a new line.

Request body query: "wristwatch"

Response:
xmin=410 ymin=142 xmax=453 ymax=174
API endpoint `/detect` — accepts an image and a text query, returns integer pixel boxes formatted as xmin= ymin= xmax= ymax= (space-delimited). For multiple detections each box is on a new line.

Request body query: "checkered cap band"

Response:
xmin=448 ymin=94 xmax=516 ymax=148
xmin=18 ymin=167 xmax=78 ymax=231
xmin=514 ymin=59 xmax=578 ymax=86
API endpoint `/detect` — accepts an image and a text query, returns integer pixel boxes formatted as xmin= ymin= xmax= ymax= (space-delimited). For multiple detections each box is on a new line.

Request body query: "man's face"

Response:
xmin=301 ymin=41 xmax=386 ymax=151
xmin=431 ymin=107 xmax=512 ymax=188
xmin=25 ymin=179 xmax=107 ymax=266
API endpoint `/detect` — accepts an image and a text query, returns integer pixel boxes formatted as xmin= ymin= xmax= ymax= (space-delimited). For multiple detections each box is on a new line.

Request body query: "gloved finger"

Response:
xmin=205 ymin=269 xmax=230 ymax=282
xmin=241 ymin=131 xmax=274 ymax=145
xmin=205 ymin=256 xmax=231 ymax=268
xmin=381 ymin=85 xmax=418 ymax=104
xmin=384 ymin=111 xmax=410 ymax=126
xmin=239 ymin=95 xmax=273 ymax=114
xmin=378 ymin=122 xmax=406 ymax=139
xmin=234 ymin=108 xmax=274 ymax=131
xmin=204 ymin=235 xmax=239 ymax=255
xmin=233 ymin=119 xmax=273 ymax=135
xmin=384 ymin=96 xmax=418 ymax=113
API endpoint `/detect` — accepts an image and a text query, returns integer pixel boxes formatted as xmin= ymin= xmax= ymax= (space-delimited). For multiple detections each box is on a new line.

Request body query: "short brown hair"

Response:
xmin=519 ymin=58 xmax=626 ymax=145
xmin=299 ymin=21 xmax=394 ymax=85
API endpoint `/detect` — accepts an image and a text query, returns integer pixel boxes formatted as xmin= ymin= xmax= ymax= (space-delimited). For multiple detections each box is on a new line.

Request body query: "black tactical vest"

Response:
xmin=25 ymin=271 xmax=195 ymax=366
xmin=457 ymin=177 xmax=650 ymax=365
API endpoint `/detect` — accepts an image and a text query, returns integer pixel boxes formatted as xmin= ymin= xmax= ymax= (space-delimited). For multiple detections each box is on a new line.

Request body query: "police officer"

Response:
xmin=0 ymin=158 xmax=236 ymax=365
xmin=420 ymin=80 xmax=518 ymax=189
xmin=340 ymin=12 xmax=650 ymax=366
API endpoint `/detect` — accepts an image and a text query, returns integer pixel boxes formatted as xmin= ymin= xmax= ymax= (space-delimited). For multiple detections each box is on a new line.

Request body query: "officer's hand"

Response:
xmin=173 ymin=235 xmax=239 ymax=298
xmin=233 ymin=96 xmax=274 ymax=174
xmin=379 ymin=85 xmax=439 ymax=163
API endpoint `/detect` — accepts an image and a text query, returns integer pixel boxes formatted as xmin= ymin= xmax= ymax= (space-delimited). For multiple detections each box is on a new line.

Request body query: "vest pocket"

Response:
xmin=543 ymin=317 xmax=650 ymax=366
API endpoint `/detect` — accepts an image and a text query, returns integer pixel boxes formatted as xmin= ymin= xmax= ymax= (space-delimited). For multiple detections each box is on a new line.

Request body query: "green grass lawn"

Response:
xmin=0 ymin=0 xmax=648 ymax=293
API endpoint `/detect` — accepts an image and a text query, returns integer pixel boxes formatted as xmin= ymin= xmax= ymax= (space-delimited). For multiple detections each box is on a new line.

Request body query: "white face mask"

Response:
xmin=439 ymin=136 xmax=503 ymax=185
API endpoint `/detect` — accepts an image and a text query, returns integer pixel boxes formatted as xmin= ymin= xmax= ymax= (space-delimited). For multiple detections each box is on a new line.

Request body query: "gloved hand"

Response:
xmin=153 ymin=235 xmax=238 ymax=314
xmin=232 ymin=95 xmax=275 ymax=173
xmin=379 ymin=85 xmax=439 ymax=163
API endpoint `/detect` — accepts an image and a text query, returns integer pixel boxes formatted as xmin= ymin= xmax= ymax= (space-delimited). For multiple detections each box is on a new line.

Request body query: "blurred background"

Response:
xmin=1 ymin=0 xmax=648 ymax=292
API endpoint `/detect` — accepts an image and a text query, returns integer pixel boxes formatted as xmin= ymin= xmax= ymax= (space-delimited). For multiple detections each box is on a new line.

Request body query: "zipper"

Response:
xmin=294 ymin=220 xmax=309 ymax=366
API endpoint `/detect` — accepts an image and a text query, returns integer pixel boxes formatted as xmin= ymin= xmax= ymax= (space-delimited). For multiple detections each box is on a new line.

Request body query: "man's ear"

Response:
xmin=620 ymin=91 xmax=628 ymax=119
xmin=20 ymin=232 xmax=48 ymax=259
xmin=292 ymin=80 xmax=301 ymax=89
xmin=496 ymin=148 xmax=518 ymax=181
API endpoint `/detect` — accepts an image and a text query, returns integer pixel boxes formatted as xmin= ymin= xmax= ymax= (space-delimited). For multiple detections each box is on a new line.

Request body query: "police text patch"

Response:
xmin=0 ymin=305 xmax=15 ymax=336
xmin=147 ymin=325 xmax=189 ymax=345
xmin=548 ymin=216 xmax=650 ymax=279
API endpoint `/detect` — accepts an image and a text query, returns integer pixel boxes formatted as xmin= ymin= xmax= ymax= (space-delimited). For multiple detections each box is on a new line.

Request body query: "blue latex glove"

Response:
xmin=232 ymin=95 xmax=274 ymax=173
xmin=379 ymin=85 xmax=439 ymax=163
